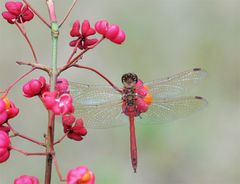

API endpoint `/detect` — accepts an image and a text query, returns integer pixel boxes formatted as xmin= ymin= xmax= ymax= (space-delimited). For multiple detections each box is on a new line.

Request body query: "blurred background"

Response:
xmin=0 ymin=0 xmax=240 ymax=183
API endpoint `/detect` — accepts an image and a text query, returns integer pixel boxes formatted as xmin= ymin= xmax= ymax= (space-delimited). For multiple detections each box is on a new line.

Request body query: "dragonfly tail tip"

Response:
xmin=133 ymin=168 xmax=137 ymax=173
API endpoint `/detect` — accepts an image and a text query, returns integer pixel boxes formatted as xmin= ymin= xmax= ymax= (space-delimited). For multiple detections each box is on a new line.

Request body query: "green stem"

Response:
xmin=45 ymin=21 xmax=59 ymax=184
xmin=50 ymin=22 xmax=59 ymax=90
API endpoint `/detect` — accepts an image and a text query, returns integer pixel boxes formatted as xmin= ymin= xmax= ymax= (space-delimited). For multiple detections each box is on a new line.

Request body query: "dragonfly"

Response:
xmin=69 ymin=68 xmax=208 ymax=172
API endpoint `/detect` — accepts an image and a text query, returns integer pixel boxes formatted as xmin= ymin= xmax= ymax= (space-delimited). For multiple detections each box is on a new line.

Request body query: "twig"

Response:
xmin=15 ymin=22 xmax=39 ymax=64
xmin=59 ymin=0 xmax=78 ymax=28
xmin=16 ymin=61 xmax=50 ymax=73
xmin=11 ymin=146 xmax=48 ymax=156
xmin=73 ymin=64 xmax=122 ymax=93
xmin=69 ymin=36 xmax=105 ymax=66
xmin=7 ymin=122 xmax=46 ymax=147
xmin=23 ymin=0 xmax=51 ymax=28
xmin=54 ymin=132 xmax=68 ymax=145
xmin=53 ymin=154 xmax=66 ymax=182
xmin=59 ymin=36 xmax=105 ymax=73
xmin=0 ymin=68 xmax=35 ymax=97
xmin=66 ymin=39 xmax=81 ymax=64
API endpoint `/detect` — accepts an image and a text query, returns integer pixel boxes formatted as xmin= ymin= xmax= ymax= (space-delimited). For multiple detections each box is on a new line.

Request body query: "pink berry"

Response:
xmin=42 ymin=91 xmax=58 ymax=109
xmin=23 ymin=77 xmax=47 ymax=98
xmin=0 ymin=125 xmax=10 ymax=134
xmin=6 ymin=101 xmax=19 ymax=119
xmin=21 ymin=6 xmax=34 ymax=22
xmin=95 ymin=20 xmax=109 ymax=35
xmin=81 ymin=20 xmax=96 ymax=36
xmin=67 ymin=166 xmax=95 ymax=184
xmin=56 ymin=78 xmax=69 ymax=95
xmin=62 ymin=115 xmax=76 ymax=128
xmin=58 ymin=94 xmax=74 ymax=115
xmin=2 ymin=2 xmax=34 ymax=24
xmin=105 ymin=24 xmax=120 ymax=39
xmin=0 ymin=131 xmax=10 ymax=148
xmin=0 ymin=150 xmax=10 ymax=163
xmin=5 ymin=2 xmax=23 ymax=16
xmin=111 ymin=30 xmax=126 ymax=44
xmin=14 ymin=175 xmax=39 ymax=184
xmin=69 ymin=20 xmax=98 ymax=50
xmin=0 ymin=112 xmax=8 ymax=125
xmin=70 ymin=20 xmax=81 ymax=37
xmin=67 ymin=133 xmax=83 ymax=141
xmin=0 ymin=100 xmax=6 ymax=113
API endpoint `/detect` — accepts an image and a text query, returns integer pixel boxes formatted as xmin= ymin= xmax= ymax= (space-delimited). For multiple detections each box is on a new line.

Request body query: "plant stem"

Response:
xmin=7 ymin=122 xmax=46 ymax=147
xmin=16 ymin=61 xmax=50 ymax=73
xmin=53 ymin=154 xmax=66 ymax=181
xmin=45 ymin=1 xmax=59 ymax=183
xmin=73 ymin=64 xmax=122 ymax=93
xmin=0 ymin=68 xmax=35 ymax=96
xmin=15 ymin=22 xmax=39 ymax=64
xmin=11 ymin=146 xmax=49 ymax=156
xmin=54 ymin=132 xmax=68 ymax=145
xmin=59 ymin=37 xmax=105 ymax=73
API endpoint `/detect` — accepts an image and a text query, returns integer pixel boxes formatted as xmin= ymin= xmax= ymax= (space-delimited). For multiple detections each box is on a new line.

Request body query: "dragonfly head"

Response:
xmin=121 ymin=73 xmax=138 ymax=88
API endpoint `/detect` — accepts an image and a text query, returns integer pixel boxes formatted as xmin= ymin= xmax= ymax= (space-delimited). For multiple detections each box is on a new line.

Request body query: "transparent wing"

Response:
xmin=145 ymin=68 xmax=207 ymax=100
xmin=138 ymin=96 xmax=207 ymax=124
xmin=69 ymin=82 xmax=122 ymax=105
xmin=74 ymin=100 xmax=128 ymax=129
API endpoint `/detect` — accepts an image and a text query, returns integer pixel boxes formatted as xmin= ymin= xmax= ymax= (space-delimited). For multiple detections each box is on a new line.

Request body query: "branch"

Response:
xmin=73 ymin=64 xmax=122 ymax=93
xmin=59 ymin=36 xmax=105 ymax=73
xmin=7 ymin=122 xmax=46 ymax=147
xmin=54 ymin=132 xmax=68 ymax=145
xmin=59 ymin=0 xmax=78 ymax=28
xmin=15 ymin=22 xmax=39 ymax=64
xmin=16 ymin=61 xmax=50 ymax=73
xmin=66 ymin=39 xmax=81 ymax=64
xmin=11 ymin=146 xmax=48 ymax=156
xmin=0 ymin=68 xmax=35 ymax=96
xmin=53 ymin=154 xmax=66 ymax=182
xmin=69 ymin=36 xmax=105 ymax=66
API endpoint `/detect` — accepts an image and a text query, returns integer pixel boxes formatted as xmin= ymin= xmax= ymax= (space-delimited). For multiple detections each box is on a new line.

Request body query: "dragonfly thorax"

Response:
xmin=123 ymin=87 xmax=136 ymax=106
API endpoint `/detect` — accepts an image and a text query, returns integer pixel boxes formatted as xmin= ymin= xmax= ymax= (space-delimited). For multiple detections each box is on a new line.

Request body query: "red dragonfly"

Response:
xmin=69 ymin=68 xmax=207 ymax=172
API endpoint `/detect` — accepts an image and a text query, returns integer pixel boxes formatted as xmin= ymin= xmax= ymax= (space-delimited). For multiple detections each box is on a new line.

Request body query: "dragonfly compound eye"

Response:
xmin=122 ymin=73 xmax=138 ymax=84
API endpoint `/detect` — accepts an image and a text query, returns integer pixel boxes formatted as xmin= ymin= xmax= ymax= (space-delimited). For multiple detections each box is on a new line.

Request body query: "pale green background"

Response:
xmin=0 ymin=0 xmax=240 ymax=183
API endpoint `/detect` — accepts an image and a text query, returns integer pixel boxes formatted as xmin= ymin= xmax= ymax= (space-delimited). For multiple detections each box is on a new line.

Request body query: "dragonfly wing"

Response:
xmin=69 ymin=82 xmax=122 ymax=106
xmin=137 ymin=96 xmax=207 ymax=124
xmin=145 ymin=68 xmax=207 ymax=100
xmin=74 ymin=100 xmax=129 ymax=129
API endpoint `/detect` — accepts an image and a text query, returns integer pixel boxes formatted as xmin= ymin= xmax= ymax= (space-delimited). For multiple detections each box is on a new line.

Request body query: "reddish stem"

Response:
xmin=7 ymin=122 xmax=46 ymax=147
xmin=66 ymin=39 xmax=81 ymax=64
xmin=16 ymin=61 xmax=50 ymax=73
xmin=54 ymin=132 xmax=68 ymax=145
xmin=59 ymin=0 xmax=78 ymax=28
xmin=45 ymin=111 xmax=55 ymax=184
xmin=73 ymin=64 xmax=122 ymax=93
xmin=15 ymin=22 xmax=39 ymax=64
xmin=59 ymin=37 xmax=105 ymax=73
xmin=53 ymin=154 xmax=66 ymax=182
xmin=23 ymin=0 xmax=51 ymax=28
xmin=70 ymin=37 xmax=105 ymax=65
xmin=46 ymin=0 xmax=57 ymax=22
xmin=0 ymin=68 xmax=35 ymax=97
xmin=11 ymin=146 xmax=48 ymax=156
